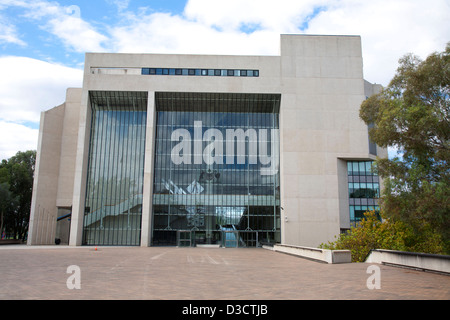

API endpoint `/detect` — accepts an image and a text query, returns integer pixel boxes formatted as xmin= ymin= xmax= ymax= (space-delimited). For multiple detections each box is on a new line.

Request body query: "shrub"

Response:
xmin=320 ymin=211 xmax=445 ymax=262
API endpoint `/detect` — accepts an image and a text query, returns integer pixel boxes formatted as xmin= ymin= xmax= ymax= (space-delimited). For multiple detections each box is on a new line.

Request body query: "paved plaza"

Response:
xmin=0 ymin=245 xmax=449 ymax=300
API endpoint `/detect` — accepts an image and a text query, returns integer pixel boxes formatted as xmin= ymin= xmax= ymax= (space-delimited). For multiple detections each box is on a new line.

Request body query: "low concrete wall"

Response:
xmin=365 ymin=249 xmax=450 ymax=274
xmin=196 ymin=244 xmax=221 ymax=248
xmin=269 ymin=244 xmax=351 ymax=264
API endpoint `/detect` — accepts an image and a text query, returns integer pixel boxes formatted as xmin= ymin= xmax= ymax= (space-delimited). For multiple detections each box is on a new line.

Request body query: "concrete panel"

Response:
xmin=366 ymin=249 xmax=450 ymax=274
xmin=69 ymin=90 xmax=91 ymax=246
xmin=272 ymin=244 xmax=351 ymax=264
xmin=56 ymin=88 xmax=82 ymax=207
xmin=141 ymin=91 xmax=156 ymax=247
xmin=28 ymin=104 xmax=65 ymax=245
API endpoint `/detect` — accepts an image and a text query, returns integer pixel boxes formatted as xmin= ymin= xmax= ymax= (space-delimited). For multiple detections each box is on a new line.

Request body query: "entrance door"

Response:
xmin=240 ymin=231 xmax=258 ymax=247
xmin=177 ymin=230 xmax=192 ymax=247
xmin=222 ymin=230 xmax=239 ymax=247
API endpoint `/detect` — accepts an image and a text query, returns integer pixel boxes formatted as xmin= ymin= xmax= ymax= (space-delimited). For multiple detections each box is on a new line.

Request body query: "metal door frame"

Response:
xmin=222 ymin=230 xmax=239 ymax=248
xmin=240 ymin=230 xmax=259 ymax=247
xmin=177 ymin=230 xmax=192 ymax=247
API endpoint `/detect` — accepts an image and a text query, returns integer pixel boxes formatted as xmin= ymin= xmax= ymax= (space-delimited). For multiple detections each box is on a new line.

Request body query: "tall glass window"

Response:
xmin=152 ymin=92 xmax=281 ymax=247
xmin=83 ymin=91 xmax=147 ymax=245
xmin=347 ymin=160 xmax=380 ymax=226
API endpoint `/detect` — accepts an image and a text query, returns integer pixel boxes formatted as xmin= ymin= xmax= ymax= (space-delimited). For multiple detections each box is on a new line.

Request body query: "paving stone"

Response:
xmin=0 ymin=246 xmax=449 ymax=300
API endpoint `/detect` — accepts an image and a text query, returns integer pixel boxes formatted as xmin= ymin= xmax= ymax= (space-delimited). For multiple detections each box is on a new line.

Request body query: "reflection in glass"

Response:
xmin=152 ymin=92 xmax=281 ymax=247
xmin=83 ymin=91 xmax=147 ymax=245
xmin=347 ymin=160 xmax=380 ymax=226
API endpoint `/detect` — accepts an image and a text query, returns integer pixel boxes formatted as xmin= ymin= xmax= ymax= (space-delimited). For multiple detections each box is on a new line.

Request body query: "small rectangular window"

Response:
xmin=149 ymin=68 xmax=156 ymax=74
xmin=240 ymin=70 xmax=247 ymax=76
xmin=253 ymin=70 xmax=259 ymax=77
xmin=227 ymin=69 xmax=234 ymax=76
xmin=201 ymin=69 xmax=208 ymax=76
xmin=214 ymin=69 xmax=221 ymax=76
xmin=141 ymin=68 xmax=150 ymax=75
xmin=359 ymin=162 xmax=365 ymax=174
xmin=188 ymin=69 xmax=195 ymax=75
xmin=156 ymin=68 xmax=163 ymax=75
xmin=175 ymin=69 xmax=182 ymax=75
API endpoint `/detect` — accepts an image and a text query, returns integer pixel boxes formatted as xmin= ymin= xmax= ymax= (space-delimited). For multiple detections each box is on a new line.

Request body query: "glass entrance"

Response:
xmin=240 ymin=231 xmax=258 ymax=247
xmin=177 ymin=230 xmax=191 ymax=247
xmin=222 ymin=230 xmax=239 ymax=247
xmin=151 ymin=92 xmax=281 ymax=247
xmin=221 ymin=231 xmax=260 ymax=247
xmin=83 ymin=91 xmax=148 ymax=246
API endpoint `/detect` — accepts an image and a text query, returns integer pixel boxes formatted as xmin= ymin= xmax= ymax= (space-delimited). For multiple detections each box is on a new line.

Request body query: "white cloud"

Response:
xmin=107 ymin=0 xmax=449 ymax=85
xmin=0 ymin=56 xmax=82 ymax=123
xmin=0 ymin=56 xmax=82 ymax=160
xmin=108 ymin=0 xmax=329 ymax=55
xmin=305 ymin=0 xmax=450 ymax=85
xmin=110 ymin=12 xmax=280 ymax=55
xmin=2 ymin=0 xmax=108 ymax=52
xmin=0 ymin=15 xmax=26 ymax=46
xmin=183 ymin=0 xmax=320 ymax=32
xmin=46 ymin=14 xmax=108 ymax=52
xmin=106 ymin=0 xmax=130 ymax=12
xmin=0 ymin=121 xmax=38 ymax=160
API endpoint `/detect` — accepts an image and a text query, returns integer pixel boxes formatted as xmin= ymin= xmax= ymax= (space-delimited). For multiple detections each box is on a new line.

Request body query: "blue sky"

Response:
xmin=0 ymin=0 xmax=449 ymax=160
xmin=1 ymin=0 xmax=185 ymax=68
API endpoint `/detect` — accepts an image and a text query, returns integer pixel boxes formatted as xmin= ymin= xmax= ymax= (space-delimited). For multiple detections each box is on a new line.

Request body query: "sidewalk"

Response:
xmin=0 ymin=245 xmax=449 ymax=300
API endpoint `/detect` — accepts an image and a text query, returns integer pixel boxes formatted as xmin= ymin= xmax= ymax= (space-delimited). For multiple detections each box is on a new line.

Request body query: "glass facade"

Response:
xmin=83 ymin=91 xmax=148 ymax=245
xmin=347 ymin=160 xmax=380 ymax=226
xmin=152 ymin=92 xmax=281 ymax=247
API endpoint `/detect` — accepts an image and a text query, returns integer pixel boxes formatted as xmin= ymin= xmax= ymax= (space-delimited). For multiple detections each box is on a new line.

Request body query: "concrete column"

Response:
xmin=141 ymin=91 xmax=156 ymax=247
xmin=69 ymin=91 xmax=91 ymax=246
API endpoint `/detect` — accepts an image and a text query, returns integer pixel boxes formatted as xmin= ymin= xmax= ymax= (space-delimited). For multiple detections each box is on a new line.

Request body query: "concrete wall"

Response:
xmin=28 ymin=103 xmax=65 ymax=245
xmin=56 ymin=89 xmax=82 ymax=207
xmin=267 ymin=244 xmax=352 ymax=264
xmin=279 ymin=35 xmax=373 ymax=247
xmin=69 ymin=89 xmax=91 ymax=246
xmin=28 ymin=88 xmax=81 ymax=245
xmin=366 ymin=249 xmax=450 ymax=274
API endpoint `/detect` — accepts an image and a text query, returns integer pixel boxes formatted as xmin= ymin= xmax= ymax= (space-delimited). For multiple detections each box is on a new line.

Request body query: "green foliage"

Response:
xmin=0 ymin=150 xmax=36 ymax=240
xmin=320 ymin=211 xmax=445 ymax=262
xmin=359 ymin=43 xmax=450 ymax=253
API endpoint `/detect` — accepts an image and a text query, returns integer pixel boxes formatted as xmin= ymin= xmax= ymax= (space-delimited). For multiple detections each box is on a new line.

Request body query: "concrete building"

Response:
xmin=28 ymin=34 xmax=386 ymax=247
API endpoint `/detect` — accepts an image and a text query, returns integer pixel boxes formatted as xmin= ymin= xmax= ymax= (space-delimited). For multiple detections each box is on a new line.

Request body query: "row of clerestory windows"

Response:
xmin=142 ymin=68 xmax=259 ymax=77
